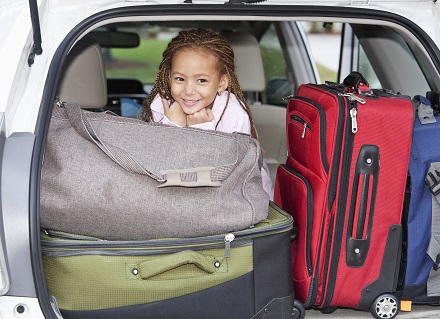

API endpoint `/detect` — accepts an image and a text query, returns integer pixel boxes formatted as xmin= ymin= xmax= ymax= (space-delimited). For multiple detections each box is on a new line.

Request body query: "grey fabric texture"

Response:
xmin=426 ymin=162 xmax=440 ymax=296
xmin=40 ymin=102 xmax=269 ymax=240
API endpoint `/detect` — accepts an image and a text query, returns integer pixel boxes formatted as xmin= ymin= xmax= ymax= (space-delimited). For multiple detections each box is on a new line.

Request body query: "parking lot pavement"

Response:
xmin=304 ymin=304 xmax=440 ymax=318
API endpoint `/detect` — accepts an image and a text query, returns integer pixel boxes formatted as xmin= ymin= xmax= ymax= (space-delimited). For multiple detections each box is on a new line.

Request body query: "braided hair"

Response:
xmin=139 ymin=28 xmax=258 ymax=140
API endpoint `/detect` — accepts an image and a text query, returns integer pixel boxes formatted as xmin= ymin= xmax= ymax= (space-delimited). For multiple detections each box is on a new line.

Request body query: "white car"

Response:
xmin=1 ymin=1 xmax=440 ymax=319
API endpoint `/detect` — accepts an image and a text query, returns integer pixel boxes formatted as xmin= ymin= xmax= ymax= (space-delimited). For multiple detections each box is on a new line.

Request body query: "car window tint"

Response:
xmin=260 ymin=24 xmax=291 ymax=106
xmin=102 ymin=28 xmax=172 ymax=89
xmin=358 ymin=44 xmax=382 ymax=89
xmin=303 ymin=22 xmax=341 ymax=83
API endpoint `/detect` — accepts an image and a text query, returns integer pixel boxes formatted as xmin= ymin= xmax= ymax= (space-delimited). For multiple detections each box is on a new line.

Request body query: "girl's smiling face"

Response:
xmin=170 ymin=48 xmax=228 ymax=115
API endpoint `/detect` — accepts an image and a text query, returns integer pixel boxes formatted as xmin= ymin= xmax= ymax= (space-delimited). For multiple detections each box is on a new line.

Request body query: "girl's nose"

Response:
xmin=184 ymin=82 xmax=195 ymax=95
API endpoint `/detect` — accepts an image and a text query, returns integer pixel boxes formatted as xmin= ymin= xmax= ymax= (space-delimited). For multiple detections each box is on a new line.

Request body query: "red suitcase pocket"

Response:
xmin=287 ymin=98 xmax=329 ymax=176
xmin=275 ymin=165 xmax=314 ymax=303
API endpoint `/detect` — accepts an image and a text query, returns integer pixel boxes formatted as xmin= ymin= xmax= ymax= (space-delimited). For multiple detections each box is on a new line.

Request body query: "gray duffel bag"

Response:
xmin=40 ymin=101 xmax=269 ymax=240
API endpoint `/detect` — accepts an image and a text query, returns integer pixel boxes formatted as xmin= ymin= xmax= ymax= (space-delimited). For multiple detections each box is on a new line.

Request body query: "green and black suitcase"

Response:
xmin=41 ymin=202 xmax=304 ymax=319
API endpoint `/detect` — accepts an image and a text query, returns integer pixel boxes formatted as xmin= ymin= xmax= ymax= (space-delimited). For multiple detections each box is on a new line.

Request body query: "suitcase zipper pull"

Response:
xmin=281 ymin=94 xmax=295 ymax=101
xmin=350 ymin=108 xmax=358 ymax=133
xmin=339 ymin=92 xmax=366 ymax=104
xmin=349 ymin=94 xmax=366 ymax=104
xmin=339 ymin=93 xmax=363 ymax=133
xmin=302 ymin=122 xmax=307 ymax=138
xmin=290 ymin=115 xmax=311 ymax=138
xmin=224 ymin=233 xmax=235 ymax=258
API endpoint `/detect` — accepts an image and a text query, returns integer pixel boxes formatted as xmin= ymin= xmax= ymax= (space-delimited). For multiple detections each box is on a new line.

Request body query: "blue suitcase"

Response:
xmin=400 ymin=95 xmax=440 ymax=303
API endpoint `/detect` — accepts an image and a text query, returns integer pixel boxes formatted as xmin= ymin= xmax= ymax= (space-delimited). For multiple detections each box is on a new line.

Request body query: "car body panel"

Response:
xmin=1 ymin=1 xmax=440 ymax=318
xmin=0 ymin=1 xmax=439 ymax=124
xmin=2 ymin=132 xmax=37 ymax=297
xmin=0 ymin=296 xmax=47 ymax=319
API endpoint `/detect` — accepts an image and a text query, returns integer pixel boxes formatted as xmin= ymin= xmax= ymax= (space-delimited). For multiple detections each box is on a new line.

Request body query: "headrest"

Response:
xmin=224 ymin=32 xmax=265 ymax=92
xmin=57 ymin=36 xmax=107 ymax=109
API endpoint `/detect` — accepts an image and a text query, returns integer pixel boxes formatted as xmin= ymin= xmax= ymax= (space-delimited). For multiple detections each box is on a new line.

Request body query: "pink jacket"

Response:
xmin=150 ymin=92 xmax=274 ymax=199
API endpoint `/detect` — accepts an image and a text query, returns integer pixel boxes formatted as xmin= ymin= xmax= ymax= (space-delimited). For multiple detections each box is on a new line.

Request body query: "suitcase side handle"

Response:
xmin=346 ymin=145 xmax=380 ymax=268
xmin=132 ymin=250 xmax=218 ymax=280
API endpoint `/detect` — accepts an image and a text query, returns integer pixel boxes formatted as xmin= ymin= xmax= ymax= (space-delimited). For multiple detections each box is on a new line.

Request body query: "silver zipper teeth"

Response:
xmin=42 ymin=205 xmax=293 ymax=251
xmin=42 ymin=240 xmax=253 ymax=257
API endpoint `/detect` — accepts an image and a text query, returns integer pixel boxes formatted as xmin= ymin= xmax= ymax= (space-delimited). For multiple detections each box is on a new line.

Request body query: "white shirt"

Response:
xmin=150 ymin=92 xmax=274 ymax=199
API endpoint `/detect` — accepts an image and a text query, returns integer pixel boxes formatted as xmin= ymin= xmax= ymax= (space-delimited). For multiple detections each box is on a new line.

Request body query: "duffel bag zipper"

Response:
xmin=41 ymin=203 xmax=293 ymax=257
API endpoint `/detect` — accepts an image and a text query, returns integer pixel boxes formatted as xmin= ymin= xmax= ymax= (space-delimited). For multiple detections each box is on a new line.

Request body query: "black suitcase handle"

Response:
xmin=343 ymin=71 xmax=371 ymax=94
xmin=346 ymin=145 xmax=380 ymax=268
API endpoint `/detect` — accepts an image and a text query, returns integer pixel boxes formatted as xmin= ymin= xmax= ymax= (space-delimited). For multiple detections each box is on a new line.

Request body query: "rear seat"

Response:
xmin=225 ymin=32 xmax=287 ymax=183
xmin=56 ymin=33 xmax=287 ymax=184
xmin=57 ymin=36 xmax=107 ymax=109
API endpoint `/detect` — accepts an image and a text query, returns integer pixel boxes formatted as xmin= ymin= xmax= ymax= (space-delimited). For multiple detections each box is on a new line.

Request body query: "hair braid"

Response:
xmin=139 ymin=28 xmax=259 ymax=140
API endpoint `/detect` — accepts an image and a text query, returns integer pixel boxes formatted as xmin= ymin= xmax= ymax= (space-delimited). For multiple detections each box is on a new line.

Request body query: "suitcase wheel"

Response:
xmin=370 ymin=294 xmax=399 ymax=319
xmin=292 ymin=300 xmax=305 ymax=319
xmin=319 ymin=306 xmax=337 ymax=314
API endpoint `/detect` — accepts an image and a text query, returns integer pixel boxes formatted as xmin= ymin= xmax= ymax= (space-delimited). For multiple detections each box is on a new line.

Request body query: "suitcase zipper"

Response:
xmin=42 ymin=216 xmax=291 ymax=249
xmin=302 ymin=85 xmax=346 ymax=212
xmin=41 ymin=228 xmax=289 ymax=257
xmin=295 ymin=84 xmax=351 ymax=307
xmin=224 ymin=233 xmax=235 ymax=258
xmin=299 ymin=84 xmax=349 ymax=307
xmin=279 ymin=164 xmax=314 ymax=276
xmin=41 ymin=203 xmax=293 ymax=256
xmin=41 ymin=240 xmax=251 ymax=258
xmin=42 ymin=229 xmax=103 ymax=241
xmin=291 ymin=96 xmax=329 ymax=173
xmin=290 ymin=114 xmax=311 ymax=139
xmin=279 ymin=164 xmax=323 ymax=306
xmin=323 ymin=98 xmax=357 ymax=307
xmin=42 ymin=230 xmax=248 ymax=257
xmin=350 ymin=108 xmax=358 ymax=133
xmin=339 ymin=92 xmax=365 ymax=134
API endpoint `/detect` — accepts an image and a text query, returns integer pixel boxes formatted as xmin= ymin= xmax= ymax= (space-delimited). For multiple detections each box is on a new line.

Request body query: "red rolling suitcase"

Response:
xmin=274 ymin=72 xmax=414 ymax=319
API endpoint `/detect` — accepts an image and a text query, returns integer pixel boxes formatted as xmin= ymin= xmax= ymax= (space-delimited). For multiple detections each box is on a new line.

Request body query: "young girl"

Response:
xmin=139 ymin=28 xmax=273 ymax=199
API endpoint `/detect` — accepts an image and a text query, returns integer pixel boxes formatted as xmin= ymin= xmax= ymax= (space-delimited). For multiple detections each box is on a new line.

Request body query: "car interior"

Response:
xmin=55 ymin=19 xmax=438 ymax=185
xmin=57 ymin=35 xmax=107 ymax=111
xmin=57 ymin=21 xmax=292 ymax=184
xmin=36 ymin=11 xmax=440 ymax=319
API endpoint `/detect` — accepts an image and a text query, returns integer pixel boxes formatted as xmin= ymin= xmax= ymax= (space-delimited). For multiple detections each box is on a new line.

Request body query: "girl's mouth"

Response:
xmin=182 ymin=98 xmax=200 ymax=106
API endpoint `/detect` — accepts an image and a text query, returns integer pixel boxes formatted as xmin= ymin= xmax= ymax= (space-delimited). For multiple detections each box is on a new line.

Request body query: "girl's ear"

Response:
xmin=218 ymin=73 xmax=229 ymax=93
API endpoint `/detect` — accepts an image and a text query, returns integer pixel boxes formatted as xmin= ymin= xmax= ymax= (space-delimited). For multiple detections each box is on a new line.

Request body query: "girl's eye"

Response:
xmin=197 ymin=79 xmax=207 ymax=83
xmin=175 ymin=77 xmax=184 ymax=82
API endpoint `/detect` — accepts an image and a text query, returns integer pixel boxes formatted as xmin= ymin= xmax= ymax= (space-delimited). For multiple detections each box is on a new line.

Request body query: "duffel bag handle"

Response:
xmin=63 ymin=101 xmax=163 ymax=181
xmin=134 ymin=250 xmax=218 ymax=280
xmin=343 ymin=71 xmax=371 ymax=94
xmin=60 ymin=101 xmax=242 ymax=187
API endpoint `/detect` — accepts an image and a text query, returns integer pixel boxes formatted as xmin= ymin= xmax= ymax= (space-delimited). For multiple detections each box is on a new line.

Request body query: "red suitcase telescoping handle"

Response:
xmin=343 ymin=71 xmax=372 ymax=94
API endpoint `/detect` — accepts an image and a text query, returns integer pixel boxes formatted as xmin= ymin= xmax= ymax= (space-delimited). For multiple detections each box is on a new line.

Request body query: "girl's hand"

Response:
xmin=161 ymin=98 xmax=187 ymax=127
xmin=187 ymin=107 xmax=214 ymax=126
